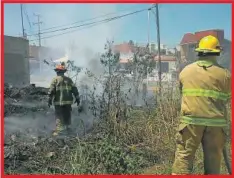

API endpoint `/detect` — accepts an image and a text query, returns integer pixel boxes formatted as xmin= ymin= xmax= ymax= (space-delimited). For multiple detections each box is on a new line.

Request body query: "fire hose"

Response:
xmin=223 ymin=143 xmax=232 ymax=175
xmin=223 ymin=105 xmax=232 ymax=175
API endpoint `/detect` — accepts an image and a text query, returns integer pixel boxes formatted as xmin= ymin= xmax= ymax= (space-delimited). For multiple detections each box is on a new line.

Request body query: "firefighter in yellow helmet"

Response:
xmin=48 ymin=64 xmax=80 ymax=136
xmin=172 ymin=35 xmax=231 ymax=175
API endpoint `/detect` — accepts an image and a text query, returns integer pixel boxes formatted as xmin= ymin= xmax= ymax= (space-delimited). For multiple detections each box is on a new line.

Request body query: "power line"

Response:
xmin=27 ymin=6 xmax=155 ymax=37
xmin=28 ymin=6 xmax=148 ymax=34
xmin=36 ymin=8 xmax=133 ymax=33
xmin=29 ymin=6 xmax=155 ymax=42
xmin=29 ymin=7 xmax=150 ymax=37
xmin=10 ymin=7 xmax=129 ymax=37
xmin=30 ymin=16 xmax=118 ymax=42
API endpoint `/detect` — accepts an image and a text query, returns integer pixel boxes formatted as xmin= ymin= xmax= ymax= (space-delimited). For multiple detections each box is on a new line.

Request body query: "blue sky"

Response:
xmin=4 ymin=3 xmax=232 ymax=49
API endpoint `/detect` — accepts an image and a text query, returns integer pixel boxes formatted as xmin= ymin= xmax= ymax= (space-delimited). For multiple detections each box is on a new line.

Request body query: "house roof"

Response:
xmin=195 ymin=30 xmax=222 ymax=42
xmin=114 ymin=43 xmax=134 ymax=53
xmin=119 ymin=58 xmax=131 ymax=63
xmin=180 ymin=29 xmax=225 ymax=45
xmin=116 ymin=43 xmax=176 ymax=63
xmin=180 ymin=33 xmax=197 ymax=45
xmin=114 ymin=43 xmax=148 ymax=54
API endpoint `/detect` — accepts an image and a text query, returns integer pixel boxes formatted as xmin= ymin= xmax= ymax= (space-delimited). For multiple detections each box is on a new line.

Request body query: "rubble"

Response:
xmin=4 ymin=84 xmax=49 ymax=116
xmin=4 ymin=83 xmax=48 ymax=100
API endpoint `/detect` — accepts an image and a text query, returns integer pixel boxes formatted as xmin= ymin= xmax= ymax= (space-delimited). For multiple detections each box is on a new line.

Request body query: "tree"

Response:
xmin=66 ymin=60 xmax=82 ymax=83
xmin=79 ymin=40 xmax=156 ymax=126
xmin=100 ymin=40 xmax=120 ymax=74
xmin=126 ymin=45 xmax=156 ymax=104
xmin=89 ymin=40 xmax=129 ymax=126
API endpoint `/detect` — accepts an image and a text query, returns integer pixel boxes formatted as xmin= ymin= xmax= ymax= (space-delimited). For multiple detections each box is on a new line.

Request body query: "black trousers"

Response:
xmin=54 ymin=104 xmax=72 ymax=126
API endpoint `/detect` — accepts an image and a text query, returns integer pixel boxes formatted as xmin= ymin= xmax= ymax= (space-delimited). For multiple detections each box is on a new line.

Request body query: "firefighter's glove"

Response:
xmin=48 ymin=98 xmax=52 ymax=108
xmin=75 ymin=97 xmax=80 ymax=106
xmin=78 ymin=105 xmax=83 ymax=113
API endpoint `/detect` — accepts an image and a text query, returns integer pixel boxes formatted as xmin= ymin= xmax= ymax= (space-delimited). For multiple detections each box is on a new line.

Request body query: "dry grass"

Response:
xmin=4 ymin=89 xmax=231 ymax=175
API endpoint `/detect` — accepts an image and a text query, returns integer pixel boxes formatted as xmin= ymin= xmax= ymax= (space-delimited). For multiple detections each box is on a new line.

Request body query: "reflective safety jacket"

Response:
xmin=179 ymin=58 xmax=231 ymax=127
xmin=48 ymin=75 xmax=79 ymax=106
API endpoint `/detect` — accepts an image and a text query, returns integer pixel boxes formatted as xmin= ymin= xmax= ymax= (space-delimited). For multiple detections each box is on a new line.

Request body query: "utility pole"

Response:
xmin=171 ymin=47 xmax=178 ymax=96
xmin=147 ymin=8 xmax=151 ymax=50
xmin=174 ymin=46 xmax=182 ymax=81
xmin=155 ymin=4 xmax=162 ymax=97
xmin=33 ymin=13 xmax=42 ymax=46
xmin=33 ymin=13 xmax=43 ymax=72
xmin=20 ymin=4 xmax=25 ymax=37
xmin=146 ymin=7 xmax=152 ymax=91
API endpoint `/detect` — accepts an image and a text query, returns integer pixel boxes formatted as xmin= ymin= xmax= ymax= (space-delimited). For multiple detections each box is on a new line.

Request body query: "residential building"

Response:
xmin=114 ymin=42 xmax=177 ymax=87
xmin=113 ymin=42 xmax=134 ymax=72
xmin=180 ymin=29 xmax=231 ymax=70
xmin=114 ymin=42 xmax=177 ymax=74
xmin=154 ymin=55 xmax=176 ymax=73
xmin=136 ymin=42 xmax=175 ymax=55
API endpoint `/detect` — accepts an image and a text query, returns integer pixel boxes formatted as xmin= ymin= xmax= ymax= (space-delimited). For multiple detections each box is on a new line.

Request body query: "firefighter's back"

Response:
xmin=179 ymin=60 xmax=231 ymax=120
xmin=53 ymin=75 xmax=74 ymax=105
xmin=172 ymin=35 xmax=231 ymax=175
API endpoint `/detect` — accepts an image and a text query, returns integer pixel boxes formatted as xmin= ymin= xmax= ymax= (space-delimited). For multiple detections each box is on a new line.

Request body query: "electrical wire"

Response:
xmin=11 ymin=6 xmax=124 ymax=37
xmin=28 ymin=5 xmax=155 ymax=37
xmin=34 ymin=7 xmax=136 ymax=33
xmin=29 ymin=5 xmax=156 ymax=42
xmin=29 ymin=16 xmax=119 ymax=41
xmin=28 ymin=5 xmax=155 ymax=34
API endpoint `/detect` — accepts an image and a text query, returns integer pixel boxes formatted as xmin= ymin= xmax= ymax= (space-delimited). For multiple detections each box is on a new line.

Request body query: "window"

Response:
xmin=119 ymin=63 xmax=126 ymax=69
xmin=189 ymin=43 xmax=197 ymax=49
xmin=161 ymin=62 xmax=169 ymax=73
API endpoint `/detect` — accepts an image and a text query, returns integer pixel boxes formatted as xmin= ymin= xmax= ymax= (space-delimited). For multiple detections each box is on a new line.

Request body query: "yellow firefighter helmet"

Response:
xmin=195 ymin=35 xmax=222 ymax=53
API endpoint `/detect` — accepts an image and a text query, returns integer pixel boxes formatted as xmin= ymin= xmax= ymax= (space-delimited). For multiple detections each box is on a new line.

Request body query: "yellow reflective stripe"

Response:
xmin=181 ymin=116 xmax=227 ymax=127
xmin=182 ymin=89 xmax=230 ymax=100
xmin=56 ymin=86 xmax=72 ymax=91
xmin=54 ymin=101 xmax=73 ymax=105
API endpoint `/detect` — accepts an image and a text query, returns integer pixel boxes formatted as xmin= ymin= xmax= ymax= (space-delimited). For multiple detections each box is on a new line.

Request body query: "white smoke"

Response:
xmin=30 ymin=4 xmax=127 ymax=66
xmin=24 ymin=4 xmax=131 ymax=87
xmin=4 ymin=4 xmax=136 ymax=139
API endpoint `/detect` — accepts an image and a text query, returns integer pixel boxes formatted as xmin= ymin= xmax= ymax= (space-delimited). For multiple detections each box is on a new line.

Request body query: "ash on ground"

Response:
xmin=4 ymin=83 xmax=95 ymax=173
